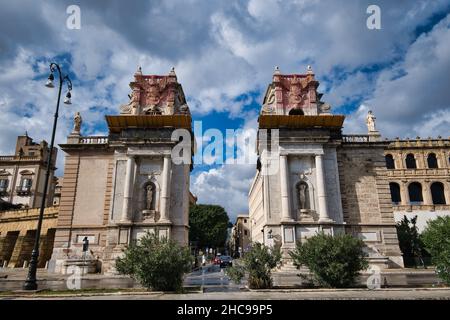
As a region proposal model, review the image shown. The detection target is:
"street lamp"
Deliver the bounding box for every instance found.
[23,62,72,290]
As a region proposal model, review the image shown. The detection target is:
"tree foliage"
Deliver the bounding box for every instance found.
[115,232,193,291]
[421,216,450,285]
[289,232,368,288]
[395,215,428,267]
[226,242,281,289]
[189,204,229,249]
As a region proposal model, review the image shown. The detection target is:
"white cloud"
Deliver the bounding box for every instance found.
[0,0,449,206]
[353,13,450,138]
[190,163,256,222]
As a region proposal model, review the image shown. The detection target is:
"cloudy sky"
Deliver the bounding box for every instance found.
[1,0,449,221]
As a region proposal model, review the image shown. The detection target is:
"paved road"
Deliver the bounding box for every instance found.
[184,264,243,292]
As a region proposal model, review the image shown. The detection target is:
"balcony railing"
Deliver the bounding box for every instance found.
[0,155,41,161]
[79,136,108,144]
[16,186,31,195]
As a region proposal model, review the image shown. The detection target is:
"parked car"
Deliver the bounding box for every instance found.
[213,255,221,265]
[219,255,233,268]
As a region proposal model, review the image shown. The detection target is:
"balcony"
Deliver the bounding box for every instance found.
[16,186,32,196]
[0,187,8,196]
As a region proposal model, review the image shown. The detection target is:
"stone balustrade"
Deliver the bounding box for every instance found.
[342,135,370,143]
[78,136,109,144]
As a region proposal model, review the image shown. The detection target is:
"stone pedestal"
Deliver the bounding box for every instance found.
[368,131,381,142]
[297,209,315,222]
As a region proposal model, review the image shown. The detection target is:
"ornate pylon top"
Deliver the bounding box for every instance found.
[261,66,330,116]
[119,68,189,116]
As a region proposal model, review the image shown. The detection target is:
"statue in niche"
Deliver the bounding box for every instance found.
[145,184,154,210]
[297,182,309,210]
[72,112,82,134]
[366,110,377,132]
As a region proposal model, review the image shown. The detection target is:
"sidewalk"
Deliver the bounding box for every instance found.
[1,287,450,300]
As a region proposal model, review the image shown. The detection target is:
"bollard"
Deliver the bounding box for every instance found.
[23,260,28,268]
[2,260,7,268]
[45,261,49,269]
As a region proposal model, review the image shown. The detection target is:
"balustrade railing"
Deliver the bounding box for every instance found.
[78,136,108,144]
[342,135,370,143]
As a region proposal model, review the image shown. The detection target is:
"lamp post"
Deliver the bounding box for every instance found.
[23,63,72,290]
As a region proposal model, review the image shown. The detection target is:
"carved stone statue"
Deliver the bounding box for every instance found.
[72,112,82,134]
[298,183,308,210]
[366,110,377,132]
[145,184,154,210]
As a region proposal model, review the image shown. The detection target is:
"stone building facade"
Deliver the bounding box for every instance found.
[49,67,195,274]
[0,207,57,268]
[384,138,450,231]
[0,134,57,208]
[248,66,404,268]
[230,214,251,258]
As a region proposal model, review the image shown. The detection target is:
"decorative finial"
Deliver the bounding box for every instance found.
[307,65,313,74]
[169,67,176,76]
[135,66,142,75]
[274,66,280,74]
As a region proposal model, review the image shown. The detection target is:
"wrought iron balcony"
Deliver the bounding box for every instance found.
[16,186,32,195]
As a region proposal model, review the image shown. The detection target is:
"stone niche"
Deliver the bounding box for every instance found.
[134,157,163,222]
[288,155,318,220]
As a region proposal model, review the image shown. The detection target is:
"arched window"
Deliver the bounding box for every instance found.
[296,182,310,210]
[408,182,423,204]
[405,154,417,169]
[389,183,401,204]
[289,108,304,115]
[427,153,438,169]
[385,154,395,169]
[431,182,446,205]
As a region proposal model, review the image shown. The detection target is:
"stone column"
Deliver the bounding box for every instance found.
[315,154,332,222]
[423,181,433,205]
[280,155,292,221]
[400,181,409,205]
[159,155,172,223]
[120,156,135,223]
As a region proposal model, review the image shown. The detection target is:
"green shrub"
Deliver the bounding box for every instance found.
[421,216,450,285]
[115,232,193,291]
[226,243,281,289]
[289,232,368,288]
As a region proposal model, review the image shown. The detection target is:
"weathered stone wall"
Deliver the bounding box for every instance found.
[384,138,450,231]
[0,206,58,268]
[338,142,403,267]
[248,172,264,243]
